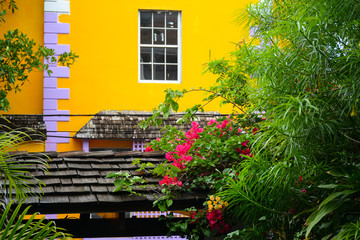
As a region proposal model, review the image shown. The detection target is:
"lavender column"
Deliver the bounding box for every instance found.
[43,0,71,151]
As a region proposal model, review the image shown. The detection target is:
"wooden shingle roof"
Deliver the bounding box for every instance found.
[15,150,206,214]
[74,110,224,140]
[0,115,46,140]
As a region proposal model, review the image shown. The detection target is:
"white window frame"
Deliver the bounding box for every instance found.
[138,10,182,84]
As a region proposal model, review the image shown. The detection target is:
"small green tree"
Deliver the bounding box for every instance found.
[0,0,77,111]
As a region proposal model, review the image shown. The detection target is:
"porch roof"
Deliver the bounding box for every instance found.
[74,110,224,140]
[15,150,206,214]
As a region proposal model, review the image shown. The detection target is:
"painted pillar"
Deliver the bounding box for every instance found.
[43,0,71,151]
[82,139,89,152]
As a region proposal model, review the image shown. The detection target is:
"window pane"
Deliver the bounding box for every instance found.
[154,65,165,80]
[141,12,152,27]
[141,29,152,44]
[166,48,177,63]
[166,30,177,45]
[140,64,152,80]
[140,47,152,63]
[166,12,177,28]
[153,29,165,45]
[154,12,165,27]
[166,65,177,81]
[153,48,165,63]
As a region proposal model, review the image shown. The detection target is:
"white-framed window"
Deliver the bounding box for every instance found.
[138,10,182,83]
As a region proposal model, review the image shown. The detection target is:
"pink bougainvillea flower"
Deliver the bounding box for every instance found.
[221,119,228,128]
[301,189,307,193]
[159,175,183,187]
[235,148,242,153]
[145,146,154,152]
[207,119,218,126]
[156,138,160,141]
[299,176,303,182]
[191,121,199,128]
[229,126,233,131]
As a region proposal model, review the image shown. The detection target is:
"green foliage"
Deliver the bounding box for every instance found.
[112,0,360,239]
[0,201,72,240]
[0,130,48,201]
[0,2,78,111]
[106,171,147,195]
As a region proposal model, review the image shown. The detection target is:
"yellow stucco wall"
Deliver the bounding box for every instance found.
[1,0,255,152]
[0,0,44,114]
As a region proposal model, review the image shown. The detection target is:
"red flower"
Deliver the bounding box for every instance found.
[252,127,259,135]
[145,146,154,152]
[299,176,303,182]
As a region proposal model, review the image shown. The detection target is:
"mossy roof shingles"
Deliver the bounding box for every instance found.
[11,150,206,214]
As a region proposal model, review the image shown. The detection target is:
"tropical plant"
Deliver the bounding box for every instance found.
[0,201,71,240]
[109,0,360,239]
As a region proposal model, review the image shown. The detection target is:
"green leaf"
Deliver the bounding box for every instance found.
[318,184,338,189]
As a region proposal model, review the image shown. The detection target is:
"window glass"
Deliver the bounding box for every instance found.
[141,12,152,27]
[141,29,152,44]
[154,65,165,80]
[140,64,152,80]
[153,29,165,45]
[153,48,165,63]
[140,47,152,63]
[166,12,177,28]
[139,11,180,82]
[166,65,177,81]
[166,30,177,45]
[154,12,165,27]
[166,48,177,63]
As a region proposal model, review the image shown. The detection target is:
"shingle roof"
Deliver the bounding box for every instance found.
[14,150,206,214]
[74,110,225,140]
[0,115,46,140]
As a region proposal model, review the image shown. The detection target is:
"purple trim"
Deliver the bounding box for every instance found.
[44,23,70,34]
[46,142,57,151]
[82,139,89,152]
[44,67,70,78]
[44,12,58,23]
[45,121,57,132]
[43,9,71,151]
[45,44,70,55]
[44,34,58,44]
[83,239,134,240]
[43,78,57,88]
[44,88,70,99]
[47,132,70,143]
[44,214,58,220]
[43,110,70,122]
[43,99,57,110]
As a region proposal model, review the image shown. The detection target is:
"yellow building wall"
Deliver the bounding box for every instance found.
[1,0,255,152]
[0,0,44,114]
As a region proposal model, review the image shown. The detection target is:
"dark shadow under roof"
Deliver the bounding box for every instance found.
[0,115,46,140]
[14,150,206,214]
[74,110,225,140]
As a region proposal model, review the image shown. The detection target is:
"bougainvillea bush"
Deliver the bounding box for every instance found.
[109,0,360,239]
